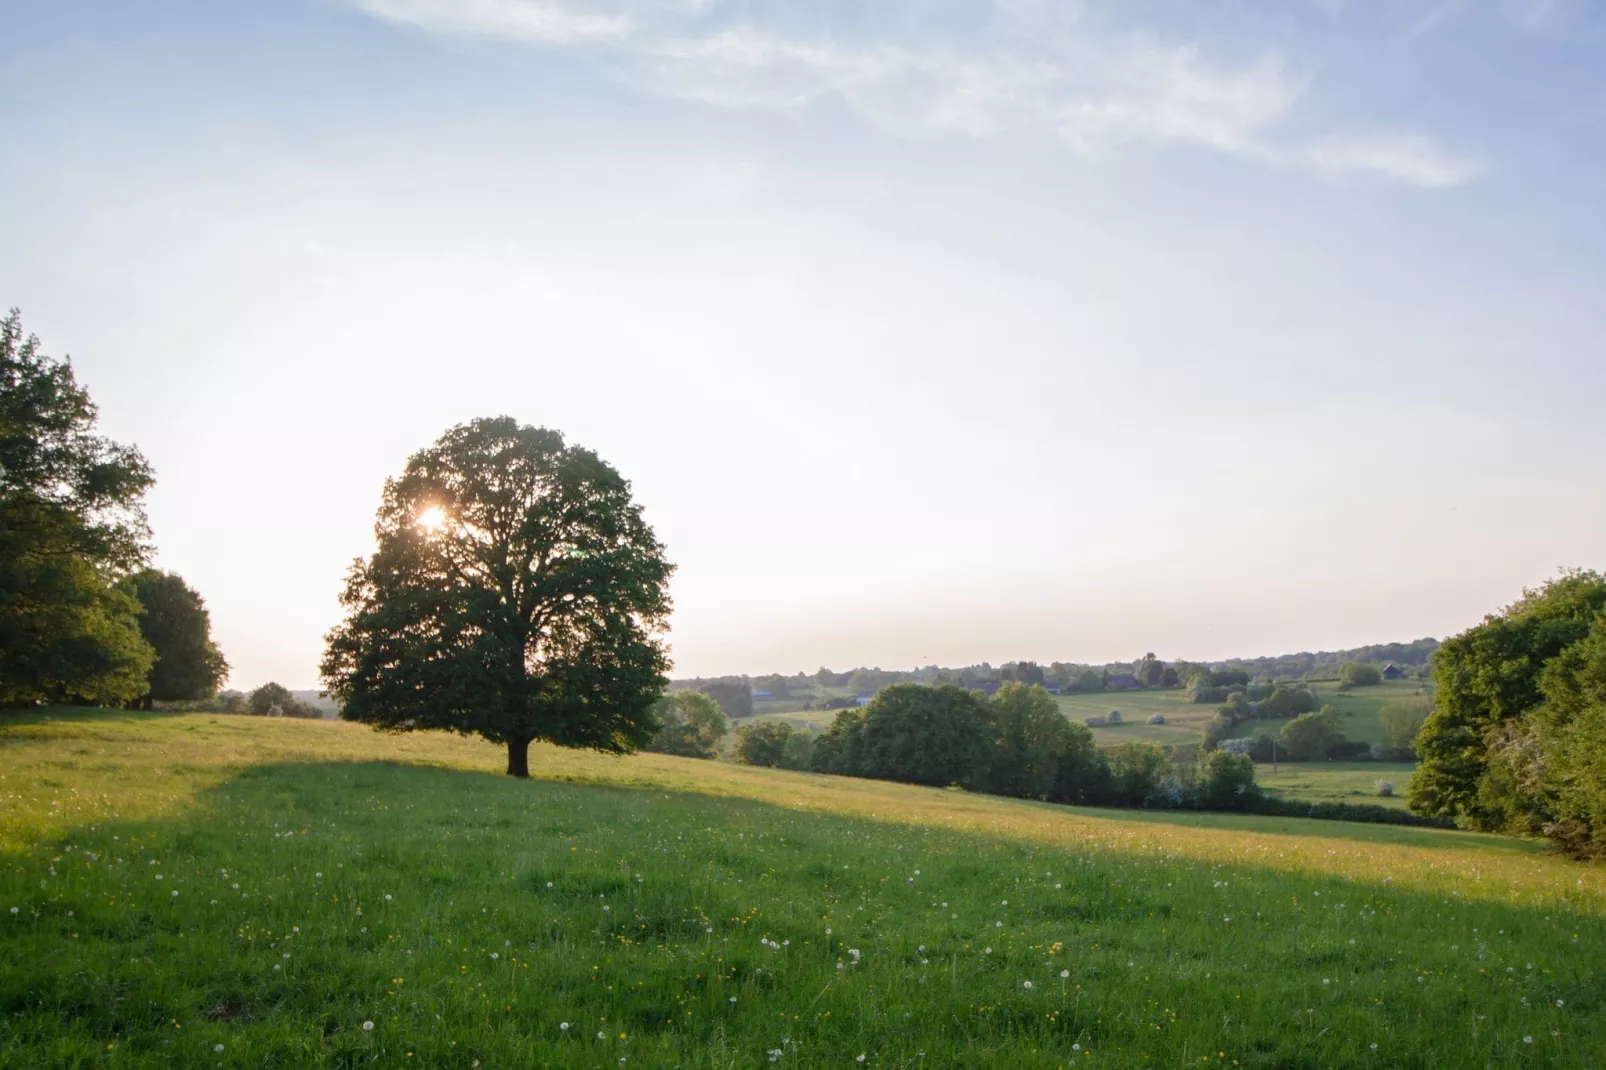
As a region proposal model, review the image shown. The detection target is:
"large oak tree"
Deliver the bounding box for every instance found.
[321,418,673,777]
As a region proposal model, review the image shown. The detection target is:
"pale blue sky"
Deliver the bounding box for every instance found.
[3,1,1603,688]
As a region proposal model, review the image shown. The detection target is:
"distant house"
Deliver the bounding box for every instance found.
[751,690,774,700]
[1380,663,1404,680]
[1105,673,1137,691]
[855,693,873,707]
[1043,685,1064,695]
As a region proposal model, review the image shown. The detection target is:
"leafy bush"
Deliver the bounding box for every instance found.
[1147,713,1166,725]
[1340,661,1383,687]
[1218,737,1257,756]
[1280,708,1344,760]
[1108,742,1170,806]
[982,683,1101,801]
[1379,699,1431,757]
[1199,750,1258,809]
[1375,780,1396,797]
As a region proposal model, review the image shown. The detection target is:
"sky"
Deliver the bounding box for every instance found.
[3,1,1604,689]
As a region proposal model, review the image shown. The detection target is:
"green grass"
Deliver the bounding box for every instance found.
[1053,689,1203,745]
[1255,762,1418,810]
[3,710,1603,1067]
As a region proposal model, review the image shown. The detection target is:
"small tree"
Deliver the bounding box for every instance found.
[322,419,673,777]
[734,720,794,767]
[127,570,229,706]
[1108,741,1170,806]
[1280,708,1344,760]
[1199,750,1258,809]
[1378,699,1431,758]
[647,691,728,759]
[1339,661,1383,687]
[247,682,295,716]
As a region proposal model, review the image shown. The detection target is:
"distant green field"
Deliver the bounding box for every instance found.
[3,710,1601,1067]
[1225,679,1433,749]
[1052,689,1202,744]
[1256,762,1418,810]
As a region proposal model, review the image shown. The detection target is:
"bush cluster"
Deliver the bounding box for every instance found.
[801,683,1262,813]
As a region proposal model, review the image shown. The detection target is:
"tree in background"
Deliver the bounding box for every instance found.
[1280,708,1344,760]
[126,570,228,707]
[699,678,754,721]
[246,681,320,718]
[0,311,156,707]
[1070,669,1105,694]
[1377,698,1431,760]
[850,683,991,787]
[647,691,727,759]
[1411,570,1606,827]
[322,419,673,777]
[1108,741,1170,806]
[1339,661,1383,687]
[734,719,795,767]
[1198,750,1258,809]
[1259,685,1318,718]
[980,682,1100,800]
[1004,661,1046,686]
[1134,653,1164,688]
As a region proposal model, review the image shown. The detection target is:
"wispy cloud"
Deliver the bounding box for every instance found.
[353,0,1479,188]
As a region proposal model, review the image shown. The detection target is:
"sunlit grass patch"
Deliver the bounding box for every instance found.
[2,710,1602,1066]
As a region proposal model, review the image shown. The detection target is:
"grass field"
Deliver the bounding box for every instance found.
[3,710,1602,1067]
[1255,762,1418,810]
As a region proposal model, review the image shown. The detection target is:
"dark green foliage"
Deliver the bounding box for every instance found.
[1133,653,1163,688]
[1339,661,1383,687]
[321,418,673,777]
[1251,796,1455,827]
[698,678,754,720]
[126,570,228,704]
[0,311,155,707]
[733,719,794,767]
[1107,741,1170,806]
[647,691,728,759]
[1410,570,1606,827]
[824,684,991,787]
[1280,708,1344,760]
[1198,750,1258,809]
[1003,660,1046,686]
[1259,685,1319,718]
[980,683,1105,803]
[1069,669,1104,694]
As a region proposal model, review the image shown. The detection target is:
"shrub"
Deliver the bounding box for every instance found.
[1218,737,1257,756]
[1189,684,1228,704]
[1107,710,1123,725]
[1199,750,1258,809]
[1147,713,1166,725]
[1375,780,1396,797]
[1281,708,1344,760]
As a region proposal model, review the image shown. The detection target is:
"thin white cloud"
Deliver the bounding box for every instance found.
[352,0,1478,189]
[1303,132,1482,187]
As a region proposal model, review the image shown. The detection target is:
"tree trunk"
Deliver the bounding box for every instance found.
[506,736,533,778]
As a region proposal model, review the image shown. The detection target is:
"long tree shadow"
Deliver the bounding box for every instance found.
[1,759,1601,1068]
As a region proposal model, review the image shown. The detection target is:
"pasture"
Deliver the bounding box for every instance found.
[3,710,1602,1067]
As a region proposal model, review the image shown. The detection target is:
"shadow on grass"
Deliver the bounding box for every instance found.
[2,759,1602,1067]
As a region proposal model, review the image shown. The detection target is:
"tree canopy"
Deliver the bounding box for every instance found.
[127,569,229,705]
[647,691,727,759]
[1410,570,1606,828]
[321,418,673,776]
[0,310,154,706]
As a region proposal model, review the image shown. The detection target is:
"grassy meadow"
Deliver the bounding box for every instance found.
[3,710,1603,1067]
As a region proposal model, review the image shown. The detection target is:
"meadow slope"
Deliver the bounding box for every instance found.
[1,711,1602,1068]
